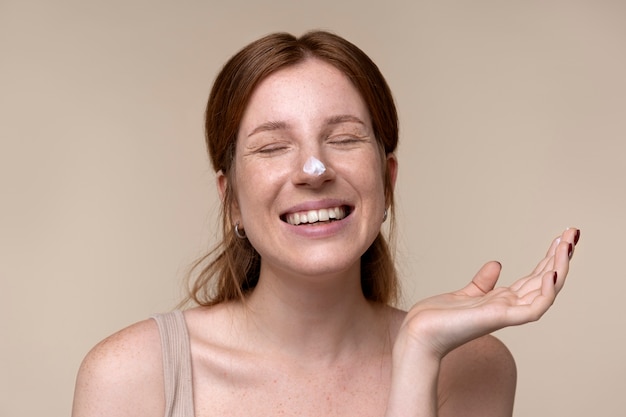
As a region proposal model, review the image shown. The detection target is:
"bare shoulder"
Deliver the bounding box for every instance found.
[438,335,517,417]
[72,319,164,417]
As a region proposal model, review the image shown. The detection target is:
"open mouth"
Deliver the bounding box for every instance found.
[281,205,352,226]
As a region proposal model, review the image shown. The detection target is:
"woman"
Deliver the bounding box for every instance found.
[72,31,580,417]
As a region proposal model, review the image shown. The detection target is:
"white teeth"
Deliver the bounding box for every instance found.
[285,206,347,225]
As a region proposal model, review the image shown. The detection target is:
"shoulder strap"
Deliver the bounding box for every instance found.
[152,310,195,417]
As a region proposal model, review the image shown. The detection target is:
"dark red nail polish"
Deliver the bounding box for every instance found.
[568,243,573,259]
[574,229,580,245]
[553,271,558,284]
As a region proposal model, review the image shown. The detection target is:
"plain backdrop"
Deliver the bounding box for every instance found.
[1,0,625,416]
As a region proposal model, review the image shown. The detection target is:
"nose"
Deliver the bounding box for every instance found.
[292,154,335,187]
[303,156,326,176]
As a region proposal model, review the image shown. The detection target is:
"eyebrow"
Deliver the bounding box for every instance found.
[247,121,289,137]
[246,114,366,138]
[325,114,366,126]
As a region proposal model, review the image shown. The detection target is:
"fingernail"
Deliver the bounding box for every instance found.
[553,271,558,285]
[574,229,581,245]
[568,243,573,259]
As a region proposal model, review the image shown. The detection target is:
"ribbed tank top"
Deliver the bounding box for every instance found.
[152,310,195,417]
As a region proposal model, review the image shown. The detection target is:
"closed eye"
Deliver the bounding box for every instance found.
[256,143,291,155]
[327,136,369,146]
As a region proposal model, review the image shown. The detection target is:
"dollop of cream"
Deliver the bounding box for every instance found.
[303,156,326,176]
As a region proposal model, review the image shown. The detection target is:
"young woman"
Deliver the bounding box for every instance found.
[72,31,580,417]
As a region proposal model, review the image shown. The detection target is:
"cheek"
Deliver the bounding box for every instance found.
[336,152,386,194]
[234,159,291,213]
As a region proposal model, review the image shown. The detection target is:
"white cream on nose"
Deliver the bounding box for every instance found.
[302,156,326,176]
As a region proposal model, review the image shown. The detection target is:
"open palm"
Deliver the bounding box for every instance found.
[398,228,579,359]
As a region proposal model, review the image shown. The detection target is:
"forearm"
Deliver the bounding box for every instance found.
[385,339,441,417]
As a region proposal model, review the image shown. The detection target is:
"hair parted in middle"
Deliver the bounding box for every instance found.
[184,30,400,307]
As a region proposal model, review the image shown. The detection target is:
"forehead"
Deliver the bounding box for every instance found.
[239,58,371,131]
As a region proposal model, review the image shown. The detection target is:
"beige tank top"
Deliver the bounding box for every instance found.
[152,310,195,417]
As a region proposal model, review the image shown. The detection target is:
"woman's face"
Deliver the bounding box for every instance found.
[222,58,396,281]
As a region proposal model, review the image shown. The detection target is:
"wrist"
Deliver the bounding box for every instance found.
[393,322,447,364]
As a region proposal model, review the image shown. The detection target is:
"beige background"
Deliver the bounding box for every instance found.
[1,0,624,415]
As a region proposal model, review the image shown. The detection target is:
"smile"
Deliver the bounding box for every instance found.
[283,206,349,226]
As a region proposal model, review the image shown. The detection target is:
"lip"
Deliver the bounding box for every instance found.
[280,199,353,217]
[282,212,352,238]
[279,199,354,238]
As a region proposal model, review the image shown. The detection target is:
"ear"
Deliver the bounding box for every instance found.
[384,153,398,207]
[216,170,228,202]
[386,153,398,189]
[216,170,241,223]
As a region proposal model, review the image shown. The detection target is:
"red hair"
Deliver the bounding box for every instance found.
[183,31,399,307]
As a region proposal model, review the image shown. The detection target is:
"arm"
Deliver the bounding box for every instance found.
[385,227,579,417]
[71,319,165,417]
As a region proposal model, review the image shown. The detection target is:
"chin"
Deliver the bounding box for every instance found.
[290,255,362,279]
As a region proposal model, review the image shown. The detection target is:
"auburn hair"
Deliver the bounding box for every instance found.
[182,30,399,307]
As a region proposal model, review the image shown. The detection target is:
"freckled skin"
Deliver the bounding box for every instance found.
[71,50,580,417]
[226,58,390,282]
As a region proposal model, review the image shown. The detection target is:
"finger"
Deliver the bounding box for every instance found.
[573,228,581,248]
[507,270,557,325]
[511,263,551,292]
[553,239,573,293]
[514,228,579,292]
[509,235,560,293]
[530,235,561,276]
[512,255,556,294]
[461,261,502,296]
[517,270,557,304]
[535,228,579,271]
[564,227,581,257]
[511,261,545,291]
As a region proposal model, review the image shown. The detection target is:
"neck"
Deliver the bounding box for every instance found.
[241,262,388,364]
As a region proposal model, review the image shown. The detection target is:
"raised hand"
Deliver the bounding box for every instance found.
[396,227,580,360]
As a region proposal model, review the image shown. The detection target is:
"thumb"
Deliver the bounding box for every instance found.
[463,261,502,295]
